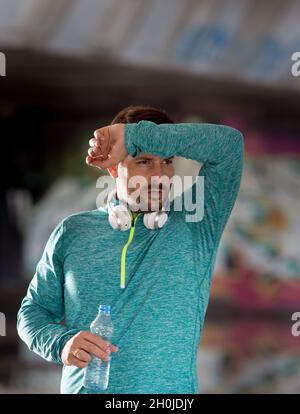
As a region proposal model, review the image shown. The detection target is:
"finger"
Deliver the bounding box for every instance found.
[69,354,89,369]
[88,146,106,158]
[85,154,113,169]
[89,138,98,147]
[80,340,111,361]
[86,155,95,166]
[94,129,111,158]
[89,155,112,169]
[88,147,101,158]
[94,129,106,140]
[85,155,92,165]
[90,142,110,160]
[85,155,104,168]
[72,348,92,363]
[81,331,111,351]
[107,343,118,352]
[81,331,118,353]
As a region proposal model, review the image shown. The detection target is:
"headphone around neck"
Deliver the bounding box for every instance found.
[107,188,169,231]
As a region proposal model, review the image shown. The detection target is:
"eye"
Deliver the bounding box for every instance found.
[163,158,173,164]
[137,159,150,165]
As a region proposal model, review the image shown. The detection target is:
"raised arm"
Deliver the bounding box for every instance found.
[87,120,244,244]
[124,121,244,242]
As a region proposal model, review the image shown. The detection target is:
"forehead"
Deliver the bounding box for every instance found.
[131,153,174,160]
[135,153,161,159]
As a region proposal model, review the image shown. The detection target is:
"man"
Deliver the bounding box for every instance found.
[17,105,244,394]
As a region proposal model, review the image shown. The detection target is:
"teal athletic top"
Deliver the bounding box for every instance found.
[17,121,244,394]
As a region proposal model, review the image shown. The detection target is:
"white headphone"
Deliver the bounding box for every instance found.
[107,188,169,231]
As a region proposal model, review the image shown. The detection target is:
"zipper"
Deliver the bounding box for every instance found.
[120,211,140,289]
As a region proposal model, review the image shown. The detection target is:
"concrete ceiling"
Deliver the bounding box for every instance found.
[1,0,300,90]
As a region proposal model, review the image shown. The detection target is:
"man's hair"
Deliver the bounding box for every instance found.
[110,105,174,125]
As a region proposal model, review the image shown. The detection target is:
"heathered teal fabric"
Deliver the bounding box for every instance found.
[17,121,244,394]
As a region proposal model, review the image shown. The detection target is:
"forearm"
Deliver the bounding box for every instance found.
[17,297,79,364]
[124,121,243,167]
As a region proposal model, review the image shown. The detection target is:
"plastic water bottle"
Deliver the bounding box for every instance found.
[83,304,114,391]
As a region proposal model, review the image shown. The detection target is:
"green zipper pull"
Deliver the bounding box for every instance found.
[120,211,140,289]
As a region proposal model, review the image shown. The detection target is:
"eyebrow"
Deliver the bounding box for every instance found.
[135,156,174,161]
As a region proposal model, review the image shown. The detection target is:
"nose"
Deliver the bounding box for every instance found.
[151,162,164,179]
[147,161,172,190]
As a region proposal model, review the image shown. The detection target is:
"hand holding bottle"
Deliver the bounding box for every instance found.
[61,330,118,369]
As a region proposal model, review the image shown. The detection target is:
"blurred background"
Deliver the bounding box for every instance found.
[1,0,300,394]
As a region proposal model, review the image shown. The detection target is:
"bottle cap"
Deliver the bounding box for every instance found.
[98,304,111,314]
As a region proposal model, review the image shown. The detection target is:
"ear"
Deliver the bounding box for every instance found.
[107,165,118,178]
